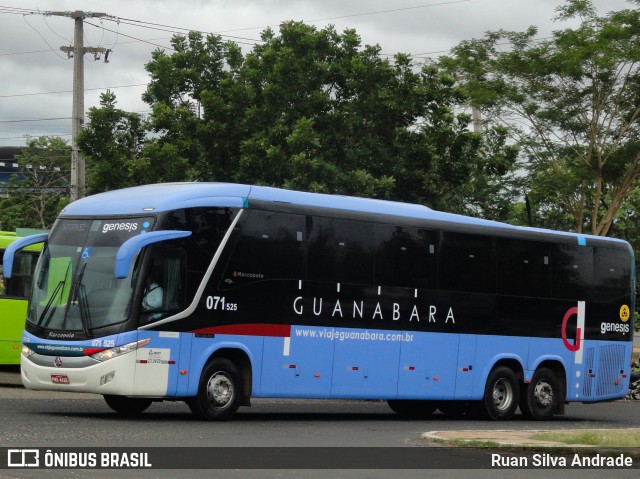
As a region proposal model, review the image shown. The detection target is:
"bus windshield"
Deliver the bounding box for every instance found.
[28,217,155,335]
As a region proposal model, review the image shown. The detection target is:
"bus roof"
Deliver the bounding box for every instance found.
[59,182,626,246]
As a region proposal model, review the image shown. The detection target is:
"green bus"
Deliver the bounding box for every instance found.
[0,229,44,365]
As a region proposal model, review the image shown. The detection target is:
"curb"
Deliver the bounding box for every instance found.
[422,428,640,450]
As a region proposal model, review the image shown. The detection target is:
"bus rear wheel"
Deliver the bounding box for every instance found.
[188,358,242,421]
[519,367,559,420]
[387,400,437,417]
[480,366,519,420]
[103,395,153,416]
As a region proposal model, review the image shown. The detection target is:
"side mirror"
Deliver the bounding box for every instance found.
[115,230,192,279]
[2,233,48,278]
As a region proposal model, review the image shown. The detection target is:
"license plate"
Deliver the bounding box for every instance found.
[51,374,69,384]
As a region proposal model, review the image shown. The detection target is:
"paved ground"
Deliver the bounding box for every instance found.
[3,367,637,451]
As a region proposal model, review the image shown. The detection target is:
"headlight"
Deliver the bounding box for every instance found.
[21,344,35,358]
[90,338,150,362]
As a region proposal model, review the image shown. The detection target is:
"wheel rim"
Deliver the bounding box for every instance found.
[492,378,514,411]
[533,380,554,408]
[206,371,234,408]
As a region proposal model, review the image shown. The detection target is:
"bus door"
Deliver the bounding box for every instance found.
[454,333,477,399]
[134,330,183,397]
[134,252,187,397]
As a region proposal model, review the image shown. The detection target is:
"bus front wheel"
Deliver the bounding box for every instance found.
[188,358,242,421]
[480,366,519,420]
[103,395,152,416]
[519,367,559,420]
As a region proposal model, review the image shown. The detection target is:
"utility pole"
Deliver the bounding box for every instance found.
[49,10,108,200]
[472,106,482,134]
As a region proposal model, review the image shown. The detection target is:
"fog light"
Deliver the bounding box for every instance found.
[100,371,115,386]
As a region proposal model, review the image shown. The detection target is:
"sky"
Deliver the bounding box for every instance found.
[0,0,634,147]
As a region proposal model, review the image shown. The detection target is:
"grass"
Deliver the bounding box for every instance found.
[531,430,640,447]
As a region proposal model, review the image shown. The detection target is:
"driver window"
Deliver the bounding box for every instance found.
[140,253,185,323]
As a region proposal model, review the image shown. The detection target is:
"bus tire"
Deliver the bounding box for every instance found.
[519,367,559,420]
[103,395,152,416]
[188,358,242,421]
[387,400,437,417]
[480,366,519,421]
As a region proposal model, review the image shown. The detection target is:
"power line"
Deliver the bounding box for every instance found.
[304,0,472,23]
[1,36,168,56]
[0,134,71,140]
[0,5,37,15]
[206,0,473,34]
[106,17,261,44]
[0,117,72,124]
[22,12,69,60]
[0,48,55,56]
[103,1,471,45]
[84,21,175,51]
[0,83,148,99]
[4,2,476,63]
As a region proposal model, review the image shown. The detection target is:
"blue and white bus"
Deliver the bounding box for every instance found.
[2,183,635,420]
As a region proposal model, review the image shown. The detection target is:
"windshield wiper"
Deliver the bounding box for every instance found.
[73,262,92,336]
[39,279,66,329]
[39,260,72,330]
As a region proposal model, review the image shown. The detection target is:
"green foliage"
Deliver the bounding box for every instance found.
[444,0,640,234]
[0,136,70,229]
[121,21,514,215]
[78,91,147,193]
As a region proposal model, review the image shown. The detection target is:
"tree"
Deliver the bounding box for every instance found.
[0,136,70,229]
[443,0,640,234]
[78,91,147,194]
[78,23,516,216]
[136,22,516,215]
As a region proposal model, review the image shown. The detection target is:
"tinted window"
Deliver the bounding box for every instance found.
[439,232,495,294]
[139,251,186,324]
[497,238,551,298]
[0,250,39,299]
[159,207,238,299]
[593,247,631,303]
[375,224,436,288]
[159,208,237,270]
[308,216,374,284]
[552,245,594,300]
[223,210,305,286]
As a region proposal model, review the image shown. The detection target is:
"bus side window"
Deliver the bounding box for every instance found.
[593,247,630,303]
[140,252,185,323]
[307,216,374,285]
[438,231,495,294]
[1,250,38,299]
[222,210,305,287]
[374,224,436,288]
[552,244,594,300]
[496,238,551,298]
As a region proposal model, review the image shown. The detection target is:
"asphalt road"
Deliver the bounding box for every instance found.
[0,368,639,479]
